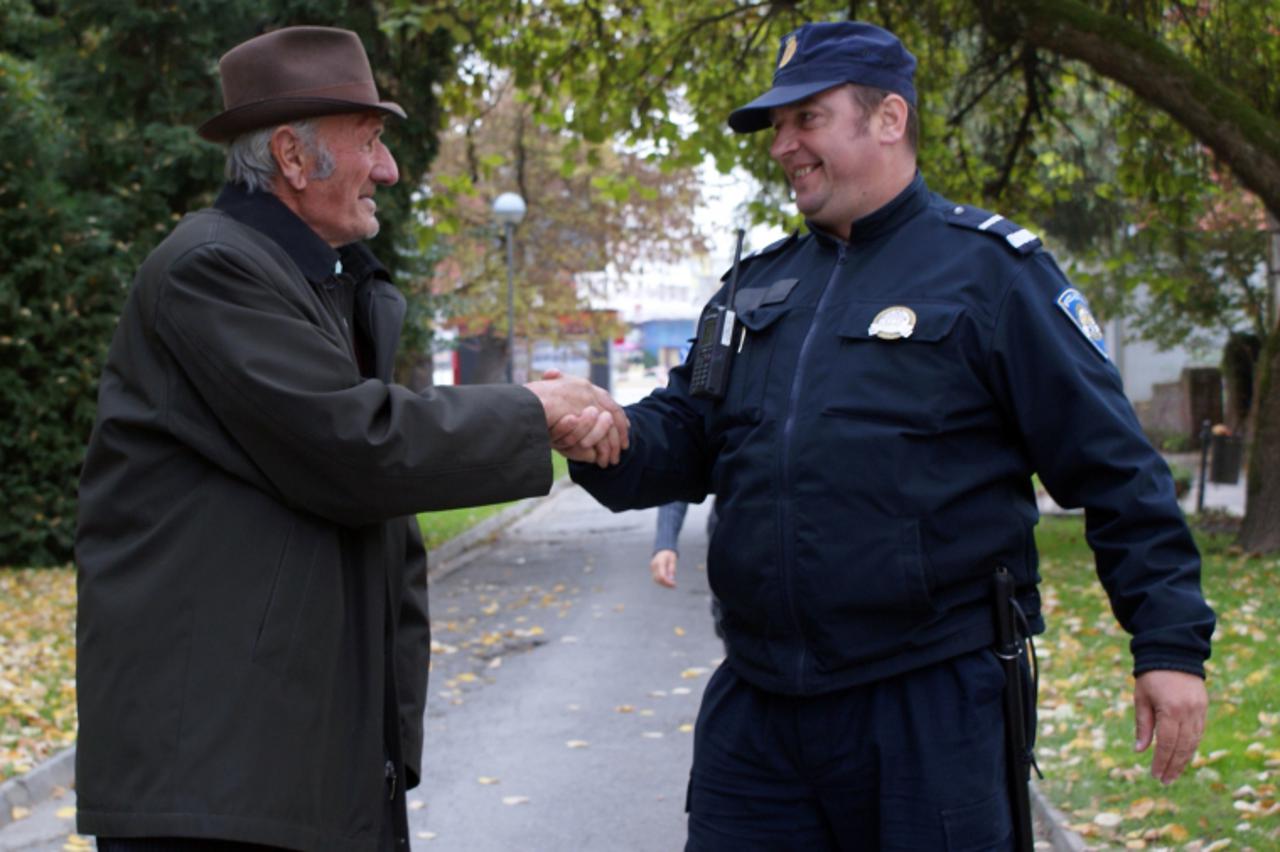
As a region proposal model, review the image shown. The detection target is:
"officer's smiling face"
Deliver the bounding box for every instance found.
[768,85,885,239]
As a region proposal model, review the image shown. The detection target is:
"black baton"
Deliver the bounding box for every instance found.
[994,566,1036,852]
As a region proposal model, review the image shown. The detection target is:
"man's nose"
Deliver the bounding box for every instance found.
[769,126,796,161]
[372,141,399,186]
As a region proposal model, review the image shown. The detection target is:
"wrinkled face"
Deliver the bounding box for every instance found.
[768,85,881,239]
[295,112,399,246]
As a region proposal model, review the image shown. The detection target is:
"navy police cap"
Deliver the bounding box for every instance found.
[728,21,917,134]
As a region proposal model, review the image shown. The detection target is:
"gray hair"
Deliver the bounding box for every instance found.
[224,118,335,193]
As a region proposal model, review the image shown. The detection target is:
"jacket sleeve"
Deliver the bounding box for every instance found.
[151,242,551,526]
[987,251,1215,677]
[653,501,690,554]
[570,361,715,511]
[397,516,430,790]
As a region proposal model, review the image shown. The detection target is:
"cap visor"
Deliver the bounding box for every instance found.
[728,80,846,133]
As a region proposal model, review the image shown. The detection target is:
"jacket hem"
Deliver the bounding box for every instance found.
[727,618,997,697]
[77,809,378,852]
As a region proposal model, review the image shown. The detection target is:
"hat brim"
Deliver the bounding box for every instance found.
[728,80,845,133]
[198,97,407,143]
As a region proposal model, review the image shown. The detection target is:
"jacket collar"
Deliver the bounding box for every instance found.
[810,170,930,248]
[214,182,341,282]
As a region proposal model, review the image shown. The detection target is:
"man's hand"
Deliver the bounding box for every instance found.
[524,370,629,468]
[649,549,678,588]
[1134,669,1208,784]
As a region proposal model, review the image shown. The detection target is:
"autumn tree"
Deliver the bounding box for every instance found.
[391,0,1280,551]
[408,71,707,382]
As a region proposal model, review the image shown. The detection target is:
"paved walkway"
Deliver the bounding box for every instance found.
[0,456,1248,850]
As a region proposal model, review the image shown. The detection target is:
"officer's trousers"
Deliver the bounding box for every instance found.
[685,649,1013,851]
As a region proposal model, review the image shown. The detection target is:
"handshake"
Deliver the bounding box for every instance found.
[524,370,629,468]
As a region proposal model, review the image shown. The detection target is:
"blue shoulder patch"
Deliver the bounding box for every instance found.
[1055,288,1108,360]
[943,204,1041,256]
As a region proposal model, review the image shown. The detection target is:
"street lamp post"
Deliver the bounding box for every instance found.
[492,192,527,383]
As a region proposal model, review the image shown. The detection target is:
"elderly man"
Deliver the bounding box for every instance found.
[76,26,622,852]
[569,21,1214,851]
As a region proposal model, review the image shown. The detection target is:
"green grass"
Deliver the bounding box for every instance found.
[1034,515,1280,849]
[417,453,568,550]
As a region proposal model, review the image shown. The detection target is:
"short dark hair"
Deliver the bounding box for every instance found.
[848,84,918,152]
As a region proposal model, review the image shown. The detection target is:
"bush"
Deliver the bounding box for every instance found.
[0,3,452,565]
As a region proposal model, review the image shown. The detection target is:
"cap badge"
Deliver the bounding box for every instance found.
[778,35,798,69]
[868,306,916,340]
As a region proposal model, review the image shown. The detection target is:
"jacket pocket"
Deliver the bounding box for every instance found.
[941,792,1013,851]
[252,521,320,675]
[812,517,936,617]
[721,302,789,423]
[822,301,968,429]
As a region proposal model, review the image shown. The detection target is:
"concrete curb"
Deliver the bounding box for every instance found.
[0,746,75,827]
[426,476,576,583]
[1031,779,1088,851]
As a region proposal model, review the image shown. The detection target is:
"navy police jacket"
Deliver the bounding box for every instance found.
[572,174,1214,696]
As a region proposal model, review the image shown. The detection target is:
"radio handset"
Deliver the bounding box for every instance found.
[689,228,746,400]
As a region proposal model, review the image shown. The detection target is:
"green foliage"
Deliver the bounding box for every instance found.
[416,453,568,550]
[1034,516,1280,847]
[0,1,452,565]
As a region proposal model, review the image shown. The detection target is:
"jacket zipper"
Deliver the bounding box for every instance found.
[777,241,848,694]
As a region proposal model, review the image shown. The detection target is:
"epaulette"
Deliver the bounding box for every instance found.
[943,204,1041,256]
[720,231,798,281]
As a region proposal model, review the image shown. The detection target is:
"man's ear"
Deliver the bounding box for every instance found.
[271,125,308,191]
[877,94,909,144]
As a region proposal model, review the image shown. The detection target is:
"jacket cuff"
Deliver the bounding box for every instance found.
[1132,658,1206,680]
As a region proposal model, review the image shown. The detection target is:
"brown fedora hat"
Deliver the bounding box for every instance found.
[198,26,406,142]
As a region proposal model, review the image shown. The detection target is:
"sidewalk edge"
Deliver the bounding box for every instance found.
[0,746,75,827]
[426,476,575,583]
[1031,779,1088,851]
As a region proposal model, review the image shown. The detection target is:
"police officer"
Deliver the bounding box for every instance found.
[564,20,1214,851]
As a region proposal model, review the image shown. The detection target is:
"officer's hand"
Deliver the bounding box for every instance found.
[1134,670,1208,784]
[649,549,678,588]
[528,370,629,467]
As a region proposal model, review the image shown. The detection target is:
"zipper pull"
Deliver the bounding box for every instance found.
[385,759,397,801]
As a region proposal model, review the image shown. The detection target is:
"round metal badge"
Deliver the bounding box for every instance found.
[868,306,917,340]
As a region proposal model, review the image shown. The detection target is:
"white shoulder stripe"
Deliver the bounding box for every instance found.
[1006,228,1038,248]
[977,214,1004,231]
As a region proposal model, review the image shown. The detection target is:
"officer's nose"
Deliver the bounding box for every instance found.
[769,126,797,162]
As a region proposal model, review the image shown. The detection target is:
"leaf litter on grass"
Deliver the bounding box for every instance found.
[0,566,77,782]
[1034,517,1279,849]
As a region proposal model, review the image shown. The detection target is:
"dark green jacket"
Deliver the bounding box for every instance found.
[75,186,551,851]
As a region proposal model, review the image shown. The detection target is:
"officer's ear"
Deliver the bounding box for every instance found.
[876,94,910,146]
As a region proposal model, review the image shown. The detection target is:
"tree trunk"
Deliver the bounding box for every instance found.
[1238,325,1280,552]
[455,334,511,385]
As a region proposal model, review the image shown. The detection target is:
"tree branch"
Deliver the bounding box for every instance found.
[993,0,1280,219]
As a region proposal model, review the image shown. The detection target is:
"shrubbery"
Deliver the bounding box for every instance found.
[1,2,451,565]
